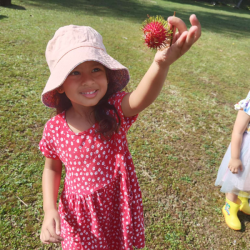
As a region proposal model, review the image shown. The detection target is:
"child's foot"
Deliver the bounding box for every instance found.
[222,198,241,230]
[239,196,250,215]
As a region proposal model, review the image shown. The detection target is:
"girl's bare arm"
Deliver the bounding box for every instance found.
[231,110,250,160]
[121,14,201,117]
[40,158,64,244]
[42,158,62,211]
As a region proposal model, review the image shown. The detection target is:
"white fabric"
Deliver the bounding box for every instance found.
[215,132,250,197]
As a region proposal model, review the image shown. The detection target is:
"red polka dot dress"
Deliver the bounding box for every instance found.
[39,92,145,250]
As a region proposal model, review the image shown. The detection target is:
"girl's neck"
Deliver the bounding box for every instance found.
[68,103,94,119]
[65,104,95,134]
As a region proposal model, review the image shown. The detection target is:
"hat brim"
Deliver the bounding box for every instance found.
[42,46,129,108]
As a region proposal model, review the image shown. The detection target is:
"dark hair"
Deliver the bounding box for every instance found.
[54,68,121,139]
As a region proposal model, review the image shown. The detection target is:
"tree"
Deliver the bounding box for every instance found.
[0,0,11,6]
[236,0,244,8]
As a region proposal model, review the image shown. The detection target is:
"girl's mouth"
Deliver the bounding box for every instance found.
[81,90,98,98]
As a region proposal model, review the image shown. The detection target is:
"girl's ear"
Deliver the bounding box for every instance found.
[57,85,65,94]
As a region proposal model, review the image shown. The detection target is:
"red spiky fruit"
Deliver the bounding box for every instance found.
[142,15,172,50]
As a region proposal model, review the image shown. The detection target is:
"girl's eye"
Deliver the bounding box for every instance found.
[70,71,80,76]
[92,68,101,73]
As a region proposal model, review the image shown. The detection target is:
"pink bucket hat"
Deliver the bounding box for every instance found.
[42,25,130,108]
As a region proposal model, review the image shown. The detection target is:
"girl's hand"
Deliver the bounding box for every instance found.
[154,14,201,67]
[228,158,243,174]
[40,209,64,244]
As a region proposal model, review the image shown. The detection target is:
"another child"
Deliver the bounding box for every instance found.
[39,15,201,249]
[215,92,250,230]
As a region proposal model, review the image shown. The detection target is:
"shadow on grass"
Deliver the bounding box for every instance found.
[164,0,250,14]
[0,15,8,20]
[5,4,26,10]
[239,211,250,232]
[24,0,250,37]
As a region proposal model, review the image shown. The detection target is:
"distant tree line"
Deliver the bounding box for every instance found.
[196,0,249,8]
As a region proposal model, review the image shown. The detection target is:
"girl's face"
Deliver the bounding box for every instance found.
[60,61,108,108]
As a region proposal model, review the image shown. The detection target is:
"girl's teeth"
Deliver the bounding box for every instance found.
[84,91,96,94]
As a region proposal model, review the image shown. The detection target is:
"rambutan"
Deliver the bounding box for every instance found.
[142,15,172,50]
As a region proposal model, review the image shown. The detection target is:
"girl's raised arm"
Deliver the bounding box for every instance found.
[121,14,201,117]
[40,158,64,244]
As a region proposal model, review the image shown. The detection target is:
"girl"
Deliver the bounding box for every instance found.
[215,92,250,230]
[39,15,201,249]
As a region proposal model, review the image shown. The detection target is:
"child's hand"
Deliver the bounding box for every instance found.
[228,158,243,174]
[154,14,201,67]
[40,209,64,244]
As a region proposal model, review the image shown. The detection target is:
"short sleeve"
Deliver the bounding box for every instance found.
[39,120,60,160]
[234,91,250,115]
[108,91,138,133]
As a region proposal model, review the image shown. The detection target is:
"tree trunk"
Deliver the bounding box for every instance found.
[0,0,11,6]
[236,0,244,8]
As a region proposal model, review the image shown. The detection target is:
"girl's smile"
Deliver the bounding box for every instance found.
[80,89,98,98]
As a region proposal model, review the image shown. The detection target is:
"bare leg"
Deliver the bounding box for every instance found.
[226,193,241,204]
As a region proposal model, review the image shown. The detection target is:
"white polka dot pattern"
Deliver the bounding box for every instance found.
[39,92,145,249]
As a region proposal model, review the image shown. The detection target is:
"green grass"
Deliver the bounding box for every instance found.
[1,0,250,249]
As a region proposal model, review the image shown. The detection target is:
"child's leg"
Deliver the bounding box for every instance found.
[222,192,241,230]
[226,193,241,204]
[238,191,250,215]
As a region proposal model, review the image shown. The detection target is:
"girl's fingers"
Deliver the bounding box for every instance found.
[171,26,176,45]
[55,218,64,239]
[175,31,188,49]
[179,26,197,53]
[47,225,64,241]
[189,14,201,42]
[228,165,235,174]
[41,230,62,244]
[169,31,188,55]
[46,237,62,243]
[44,238,62,244]
[230,168,236,174]
[168,14,201,55]
[185,26,198,45]
[189,14,200,26]
[168,22,173,31]
[41,230,51,243]
[172,31,180,44]
[168,16,187,35]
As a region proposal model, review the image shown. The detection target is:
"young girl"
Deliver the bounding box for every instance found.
[39,15,201,249]
[215,92,250,230]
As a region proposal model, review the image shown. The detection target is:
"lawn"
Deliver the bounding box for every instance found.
[1,0,250,249]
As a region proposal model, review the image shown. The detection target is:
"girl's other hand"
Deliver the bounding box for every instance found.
[228,158,243,174]
[154,14,201,67]
[40,209,64,244]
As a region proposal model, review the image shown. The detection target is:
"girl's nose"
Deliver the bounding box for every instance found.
[81,73,94,85]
